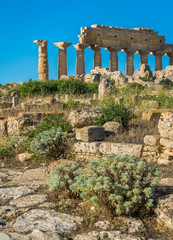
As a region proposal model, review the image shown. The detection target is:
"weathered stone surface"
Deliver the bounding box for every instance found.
[84,73,100,83]
[142,110,161,122]
[115,217,144,234]
[159,178,173,186]
[160,138,173,148]
[76,126,105,142]
[74,230,141,240]
[13,209,83,234]
[10,168,46,186]
[133,64,153,78]
[0,186,35,201]
[68,108,101,128]
[17,153,32,162]
[99,142,143,158]
[156,194,173,230]
[158,112,173,139]
[98,78,112,100]
[0,230,63,240]
[103,121,122,136]
[111,71,127,85]
[74,142,100,154]
[143,100,160,109]
[144,135,160,146]
[10,194,47,208]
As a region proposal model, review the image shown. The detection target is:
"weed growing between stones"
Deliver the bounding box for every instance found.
[94,98,135,130]
[48,154,160,217]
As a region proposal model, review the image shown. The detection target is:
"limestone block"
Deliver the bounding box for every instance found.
[99,142,143,158]
[133,64,152,78]
[68,108,101,128]
[141,110,161,122]
[143,100,160,109]
[158,112,173,139]
[17,153,33,162]
[98,78,112,100]
[74,142,100,154]
[0,119,7,137]
[7,117,31,135]
[84,73,100,83]
[110,71,127,85]
[103,121,122,136]
[160,138,173,148]
[144,135,160,146]
[76,126,105,142]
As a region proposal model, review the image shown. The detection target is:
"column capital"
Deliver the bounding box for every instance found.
[33,40,47,47]
[54,42,72,50]
[166,52,173,57]
[122,48,137,54]
[105,46,121,52]
[136,50,150,55]
[89,44,101,52]
[151,51,165,57]
[73,43,89,50]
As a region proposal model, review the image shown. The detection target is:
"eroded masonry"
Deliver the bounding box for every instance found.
[34,24,173,80]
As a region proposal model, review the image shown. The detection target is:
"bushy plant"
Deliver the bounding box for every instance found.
[48,154,160,216]
[30,127,67,158]
[18,79,99,97]
[0,143,14,159]
[139,76,153,82]
[94,99,135,129]
[7,134,29,154]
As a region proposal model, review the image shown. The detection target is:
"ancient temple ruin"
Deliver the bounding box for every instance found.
[34,24,173,80]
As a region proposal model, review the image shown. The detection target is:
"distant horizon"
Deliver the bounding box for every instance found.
[0,0,172,84]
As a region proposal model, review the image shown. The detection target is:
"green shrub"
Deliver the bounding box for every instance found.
[7,134,29,154]
[139,76,153,82]
[18,79,99,97]
[94,99,135,129]
[34,115,72,134]
[0,143,14,159]
[30,127,67,158]
[48,154,160,216]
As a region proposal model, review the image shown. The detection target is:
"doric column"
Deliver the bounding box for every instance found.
[90,45,102,68]
[33,40,49,81]
[151,51,164,71]
[105,47,121,71]
[167,52,173,66]
[122,49,136,75]
[73,43,89,75]
[54,42,72,79]
[137,50,150,65]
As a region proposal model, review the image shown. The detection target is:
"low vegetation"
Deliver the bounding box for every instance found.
[18,79,99,97]
[48,154,160,217]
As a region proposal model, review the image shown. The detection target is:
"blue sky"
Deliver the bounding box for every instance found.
[0,0,173,84]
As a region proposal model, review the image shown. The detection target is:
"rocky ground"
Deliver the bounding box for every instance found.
[0,163,173,240]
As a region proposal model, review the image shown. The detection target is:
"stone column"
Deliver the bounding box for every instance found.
[137,50,150,65]
[54,42,72,79]
[33,40,49,81]
[123,49,136,75]
[151,51,164,71]
[105,47,121,71]
[73,43,89,75]
[167,53,173,66]
[90,45,102,68]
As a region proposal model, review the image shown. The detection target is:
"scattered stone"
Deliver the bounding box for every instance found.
[156,194,173,230]
[68,108,101,128]
[17,153,33,162]
[0,186,36,201]
[76,126,105,142]
[94,220,111,230]
[133,63,153,78]
[84,73,100,83]
[13,209,83,234]
[158,112,173,139]
[115,216,144,234]
[103,121,122,136]
[98,78,112,100]
[10,194,47,208]
[159,178,173,186]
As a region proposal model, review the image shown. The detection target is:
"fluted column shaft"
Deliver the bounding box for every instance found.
[123,49,136,75]
[105,47,121,72]
[74,44,88,75]
[33,40,49,81]
[54,42,72,79]
[90,45,102,68]
[151,51,164,71]
[137,50,150,65]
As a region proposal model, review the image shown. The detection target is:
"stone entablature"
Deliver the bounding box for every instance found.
[79,24,166,51]
[33,25,173,79]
